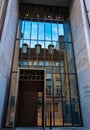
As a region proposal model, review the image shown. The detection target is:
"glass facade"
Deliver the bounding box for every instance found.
[5,4,82,127]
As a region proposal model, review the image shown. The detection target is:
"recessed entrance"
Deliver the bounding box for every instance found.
[15,69,44,127]
[5,4,82,127]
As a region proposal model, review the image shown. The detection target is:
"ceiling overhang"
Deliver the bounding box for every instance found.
[20,0,69,7]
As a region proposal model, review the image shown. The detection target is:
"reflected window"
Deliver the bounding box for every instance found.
[39,22,44,40]
[46,86,51,95]
[45,23,51,40]
[56,86,61,95]
[31,22,38,39]
[45,62,49,66]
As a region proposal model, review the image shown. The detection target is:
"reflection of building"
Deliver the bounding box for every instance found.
[19,47,63,62]
[56,36,65,51]
[8,37,80,127]
[0,0,90,130]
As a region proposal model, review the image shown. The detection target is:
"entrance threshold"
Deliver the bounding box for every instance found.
[15,127,84,130]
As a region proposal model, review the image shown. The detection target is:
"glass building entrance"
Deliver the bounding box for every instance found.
[15,69,44,127]
[5,4,82,128]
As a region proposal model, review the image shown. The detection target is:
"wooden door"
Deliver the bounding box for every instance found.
[15,69,45,127]
[15,81,44,127]
[17,90,38,126]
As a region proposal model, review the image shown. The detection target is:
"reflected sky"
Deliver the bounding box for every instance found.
[20,21,64,48]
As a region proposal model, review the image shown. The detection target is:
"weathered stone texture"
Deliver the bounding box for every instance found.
[70,0,90,129]
[0,0,18,128]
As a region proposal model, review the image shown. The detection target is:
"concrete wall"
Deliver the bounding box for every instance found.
[70,0,90,129]
[0,0,18,128]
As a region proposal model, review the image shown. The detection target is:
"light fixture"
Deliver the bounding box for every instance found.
[35,44,41,54]
[48,44,54,54]
[22,43,28,53]
[26,13,29,17]
[37,14,39,18]
[58,16,61,19]
[48,15,51,18]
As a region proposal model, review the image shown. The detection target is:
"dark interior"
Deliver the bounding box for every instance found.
[15,71,44,127]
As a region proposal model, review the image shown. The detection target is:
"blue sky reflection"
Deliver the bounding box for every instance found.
[20,21,64,48]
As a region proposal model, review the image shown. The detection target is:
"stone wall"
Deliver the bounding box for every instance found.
[70,0,90,129]
[0,0,18,128]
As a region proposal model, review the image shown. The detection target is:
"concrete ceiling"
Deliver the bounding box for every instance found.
[20,0,69,7]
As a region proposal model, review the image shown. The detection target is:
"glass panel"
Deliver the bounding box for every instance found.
[46,103,52,126]
[55,35,68,73]
[52,67,61,73]
[38,41,44,66]
[61,74,72,126]
[53,73,63,126]
[21,20,25,38]
[46,74,52,96]
[64,22,72,42]
[19,40,30,67]
[52,23,58,41]
[53,74,61,96]
[44,61,50,66]
[63,100,72,126]
[45,41,52,66]
[66,43,75,73]
[19,61,29,68]
[62,46,68,73]
[46,67,53,73]
[58,24,64,36]
[69,75,81,126]
[30,40,37,65]
[24,21,31,39]
[37,92,42,126]
[54,102,63,126]
[38,22,44,40]
[31,22,38,39]
[46,73,53,126]
[19,39,30,49]
[19,39,23,48]
[45,23,51,40]
[52,42,60,67]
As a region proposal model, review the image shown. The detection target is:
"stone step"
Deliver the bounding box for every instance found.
[1,127,87,130]
[15,127,85,130]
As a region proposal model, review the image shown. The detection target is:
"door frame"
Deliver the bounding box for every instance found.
[13,68,46,129]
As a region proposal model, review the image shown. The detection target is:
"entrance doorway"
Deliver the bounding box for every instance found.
[15,69,44,127]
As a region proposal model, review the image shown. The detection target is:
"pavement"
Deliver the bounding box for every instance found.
[15,127,89,130]
[2,127,89,130]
